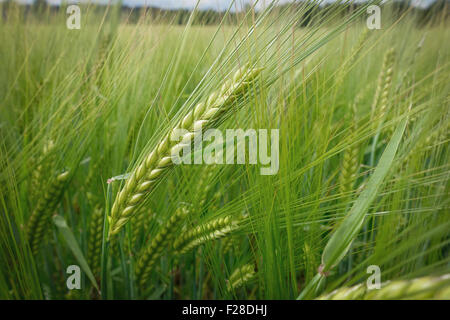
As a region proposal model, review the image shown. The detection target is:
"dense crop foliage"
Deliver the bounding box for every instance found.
[0,1,448,299]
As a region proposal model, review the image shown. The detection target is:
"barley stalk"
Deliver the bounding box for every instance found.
[227,263,256,292]
[135,206,189,287]
[27,171,70,255]
[317,274,450,300]
[173,215,239,254]
[108,66,262,237]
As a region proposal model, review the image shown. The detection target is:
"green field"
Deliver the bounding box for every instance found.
[0,2,449,300]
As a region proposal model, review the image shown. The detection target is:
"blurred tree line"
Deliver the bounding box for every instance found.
[1,0,448,27]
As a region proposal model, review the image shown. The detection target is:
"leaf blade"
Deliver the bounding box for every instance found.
[52,215,99,291]
[321,117,408,272]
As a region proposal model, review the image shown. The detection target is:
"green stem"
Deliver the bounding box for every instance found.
[100,183,112,299]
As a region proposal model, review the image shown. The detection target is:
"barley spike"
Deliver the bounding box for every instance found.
[135,206,189,287]
[227,263,256,292]
[27,171,70,255]
[317,274,450,300]
[173,215,239,254]
[87,207,104,277]
[371,48,395,121]
[108,66,261,237]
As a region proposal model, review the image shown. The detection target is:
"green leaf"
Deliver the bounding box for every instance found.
[321,117,408,272]
[297,274,324,300]
[52,215,99,291]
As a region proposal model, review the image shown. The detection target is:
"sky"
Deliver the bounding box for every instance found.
[11,0,439,10]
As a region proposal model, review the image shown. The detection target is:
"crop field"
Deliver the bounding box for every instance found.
[0,1,449,300]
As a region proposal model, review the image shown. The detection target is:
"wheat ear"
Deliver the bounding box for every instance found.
[108,66,261,237]
[87,207,104,276]
[135,206,189,287]
[227,263,256,291]
[317,274,450,300]
[27,171,69,255]
[173,216,239,255]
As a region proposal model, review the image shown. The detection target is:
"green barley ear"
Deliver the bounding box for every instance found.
[135,205,189,287]
[338,138,359,198]
[377,53,395,122]
[346,29,369,67]
[227,263,256,292]
[339,95,362,199]
[27,171,70,255]
[195,166,217,210]
[371,48,395,121]
[222,235,240,255]
[173,215,240,255]
[131,207,153,250]
[30,140,56,200]
[108,65,262,237]
[317,274,450,300]
[87,206,104,277]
